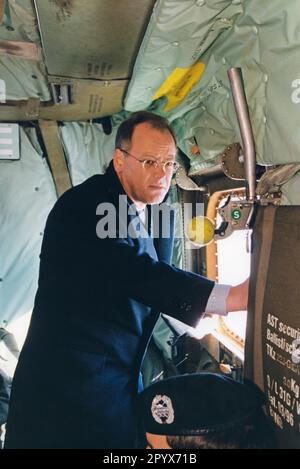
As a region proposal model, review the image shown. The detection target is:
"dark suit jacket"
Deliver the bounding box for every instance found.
[5,162,214,449]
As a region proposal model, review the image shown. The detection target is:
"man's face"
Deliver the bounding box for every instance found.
[113,122,177,208]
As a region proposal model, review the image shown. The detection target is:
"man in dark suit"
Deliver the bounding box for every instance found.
[5,111,248,448]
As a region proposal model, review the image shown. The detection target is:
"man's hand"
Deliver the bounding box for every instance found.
[226,278,249,312]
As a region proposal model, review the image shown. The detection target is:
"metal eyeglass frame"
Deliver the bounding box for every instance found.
[118,148,179,173]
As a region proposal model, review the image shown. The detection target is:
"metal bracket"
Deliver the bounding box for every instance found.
[256,163,300,197]
[50,83,73,105]
[215,196,254,240]
[220,142,245,180]
[175,166,207,192]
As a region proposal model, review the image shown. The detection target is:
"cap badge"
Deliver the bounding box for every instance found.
[151,394,174,425]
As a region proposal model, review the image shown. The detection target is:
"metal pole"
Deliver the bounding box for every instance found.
[227,68,256,201]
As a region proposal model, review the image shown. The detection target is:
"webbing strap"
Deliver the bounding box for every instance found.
[38,120,72,197]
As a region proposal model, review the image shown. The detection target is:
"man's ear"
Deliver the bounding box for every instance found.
[113,148,124,174]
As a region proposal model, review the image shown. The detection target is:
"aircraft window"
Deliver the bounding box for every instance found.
[217,228,250,342]
[202,190,250,359]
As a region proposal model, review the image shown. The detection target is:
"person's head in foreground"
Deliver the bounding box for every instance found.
[139,372,277,449]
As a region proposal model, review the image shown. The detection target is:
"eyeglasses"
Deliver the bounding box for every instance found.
[119,148,179,173]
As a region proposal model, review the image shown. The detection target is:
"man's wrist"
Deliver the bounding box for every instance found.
[226,279,249,312]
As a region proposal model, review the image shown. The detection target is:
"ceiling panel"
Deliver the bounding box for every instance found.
[34,0,156,80]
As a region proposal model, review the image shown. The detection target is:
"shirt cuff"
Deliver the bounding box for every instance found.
[204,283,231,316]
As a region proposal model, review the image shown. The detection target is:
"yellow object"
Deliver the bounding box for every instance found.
[152,62,206,111]
[186,216,215,246]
